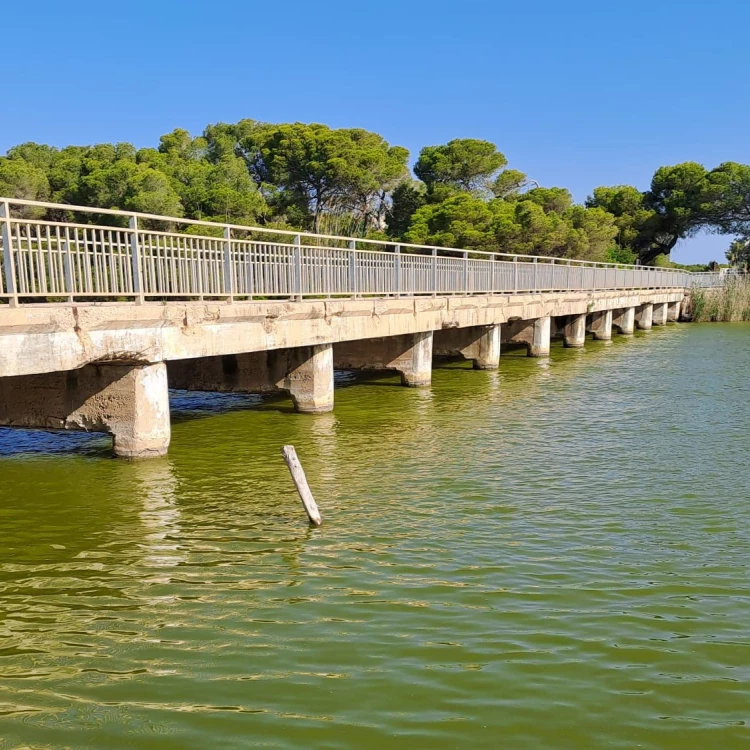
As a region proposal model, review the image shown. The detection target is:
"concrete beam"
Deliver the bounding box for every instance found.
[503,317,551,357]
[0,362,170,458]
[334,332,433,386]
[589,309,613,341]
[653,302,669,326]
[0,290,688,379]
[612,307,635,335]
[635,303,653,330]
[561,313,586,348]
[433,325,501,369]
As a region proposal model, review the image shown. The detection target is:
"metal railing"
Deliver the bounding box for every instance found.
[0,197,723,306]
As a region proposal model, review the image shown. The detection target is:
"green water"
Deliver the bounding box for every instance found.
[1,324,749,749]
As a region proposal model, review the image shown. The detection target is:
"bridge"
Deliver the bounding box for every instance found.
[0,198,720,457]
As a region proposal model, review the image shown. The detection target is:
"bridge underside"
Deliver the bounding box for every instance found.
[0,291,685,457]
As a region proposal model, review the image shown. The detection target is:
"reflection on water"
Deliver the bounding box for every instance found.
[0,325,749,750]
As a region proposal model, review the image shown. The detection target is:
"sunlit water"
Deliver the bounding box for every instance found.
[0,324,749,749]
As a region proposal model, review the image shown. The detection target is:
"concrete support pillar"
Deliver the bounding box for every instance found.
[562,313,587,348]
[167,346,334,413]
[589,309,613,341]
[667,300,681,322]
[334,331,434,387]
[612,307,635,335]
[635,303,653,330]
[433,324,501,369]
[280,344,334,413]
[652,302,668,326]
[0,362,171,458]
[503,317,551,357]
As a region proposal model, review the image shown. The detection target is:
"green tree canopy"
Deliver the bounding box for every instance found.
[414,139,507,195]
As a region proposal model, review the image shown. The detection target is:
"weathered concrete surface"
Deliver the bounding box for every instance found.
[503,316,551,357]
[0,362,170,457]
[167,345,334,413]
[667,300,681,322]
[612,307,635,335]
[589,309,613,341]
[334,332,433,386]
[636,303,654,331]
[561,313,587,348]
[653,302,669,326]
[433,325,501,369]
[0,291,686,378]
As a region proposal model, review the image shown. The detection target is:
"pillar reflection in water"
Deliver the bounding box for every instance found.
[133,457,184,576]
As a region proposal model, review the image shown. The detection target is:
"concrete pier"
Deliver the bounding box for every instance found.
[652,302,669,326]
[612,307,635,335]
[636,303,654,330]
[433,325,501,369]
[0,362,171,457]
[589,310,613,341]
[562,314,587,348]
[504,317,551,357]
[667,300,681,322]
[168,345,334,413]
[334,331,434,386]
[281,345,334,413]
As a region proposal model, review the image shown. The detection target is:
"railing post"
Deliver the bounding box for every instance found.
[533,256,538,293]
[394,244,401,297]
[223,226,234,302]
[129,215,144,305]
[431,248,437,296]
[463,251,469,294]
[62,231,74,302]
[550,258,555,291]
[514,256,518,293]
[348,239,357,298]
[293,234,302,300]
[491,254,496,293]
[567,259,572,291]
[0,200,18,307]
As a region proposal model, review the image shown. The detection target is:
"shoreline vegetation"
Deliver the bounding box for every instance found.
[691,276,750,321]
[2,120,750,270]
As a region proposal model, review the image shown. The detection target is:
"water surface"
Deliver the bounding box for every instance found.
[1,324,749,749]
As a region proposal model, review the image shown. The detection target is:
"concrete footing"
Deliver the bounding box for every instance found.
[562,314,587,348]
[334,331,434,386]
[635,303,654,330]
[589,309,613,341]
[0,362,171,457]
[612,307,635,335]
[652,302,669,326]
[503,317,551,357]
[433,325,501,369]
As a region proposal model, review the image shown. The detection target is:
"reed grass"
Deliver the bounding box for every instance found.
[691,276,750,321]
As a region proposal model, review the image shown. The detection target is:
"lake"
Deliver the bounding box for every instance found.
[1,323,748,749]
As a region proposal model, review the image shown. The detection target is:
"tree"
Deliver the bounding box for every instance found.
[0,157,50,217]
[387,181,426,237]
[726,239,750,269]
[587,164,716,265]
[518,186,573,214]
[491,169,528,199]
[414,138,507,195]
[404,193,495,250]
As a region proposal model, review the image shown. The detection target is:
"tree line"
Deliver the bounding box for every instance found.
[2,119,749,268]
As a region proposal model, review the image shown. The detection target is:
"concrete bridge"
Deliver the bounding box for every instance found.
[0,198,713,457]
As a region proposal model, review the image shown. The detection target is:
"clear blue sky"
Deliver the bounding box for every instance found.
[3,0,748,263]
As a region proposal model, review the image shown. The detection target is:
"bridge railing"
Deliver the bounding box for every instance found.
[0,197,718,305]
